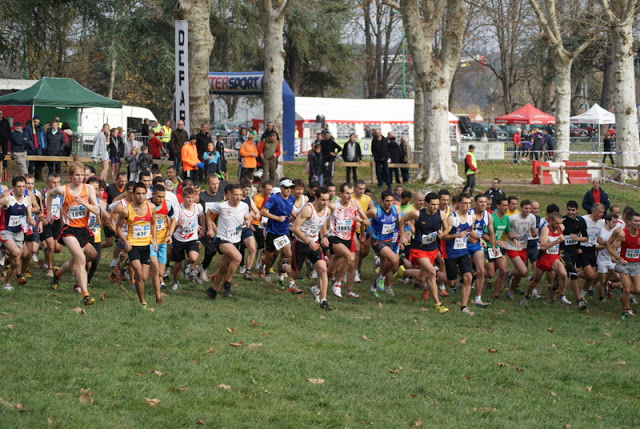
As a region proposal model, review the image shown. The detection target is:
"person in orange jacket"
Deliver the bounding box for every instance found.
[239,134,259,180]
[181,134,202,180]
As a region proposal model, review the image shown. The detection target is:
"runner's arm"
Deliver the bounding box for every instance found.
[606,228,625,264]
[353,200,370,227]
[399,210,418,245]
[150,205,157,248]
[290,204,311,243]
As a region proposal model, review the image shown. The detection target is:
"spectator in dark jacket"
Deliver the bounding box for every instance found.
[0,109,10,169]
[602,136,614,165]
[582,178,610,214]
[9,122,32,175]
[320,131,341,185]
[399,137,412,183]
[485,178,506,211]
[308,143,324,185]
[25,116,46,180]
[195,123,212,181]
[46,120,66,174]
[342,133,362,182]
[371,128,391,189]
[388,136,402,184]
[168,120,189,172]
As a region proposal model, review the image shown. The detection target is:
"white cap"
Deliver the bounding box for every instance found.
[279,179,294,188]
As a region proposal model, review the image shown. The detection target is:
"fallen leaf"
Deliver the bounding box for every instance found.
[203,348,215,354]
[550,392,557,397]
[459,338,467,344]
[230,341,244,347]
[196,421,206,425]
[587,340,595,344]
[378,303,383,309]
[552,344,557,347]
[488,349,498,353]
[143,397,160,406]
[136,373,142,376]
[362,335,372,342]
[319,316,326,319]
[227,328,237,334]
[190,359,198,364]
[148,369,163,377]
[250,320,260,326]
[169,387,190,392]
[4,324,14,329]
[54,307,59,310]
[72,307,87,315]
[146,307,155,312]
[409,296,417,302]
[388,367,403,374]
[412,420,422,427]
[586,386,592,392]
[0,396,27,411]
[115,344,122,347]
[78,388,94,405]
[413,319,418,323]
[248,343,263,348]
[564,424,571,429]
[159,292,168,297]
[546,328,554,333]
[514,367,525,372]
[99,292,106,301]
[120,285,129,292]
[420,307,428,311]
[53,299,62,304]
[217,384,231,390]
[617,361,627,365]
[497,362,507,367]
[603,333,612,337]
[1,312,8,315]
[307,378,325,384]
[465,376,472,380]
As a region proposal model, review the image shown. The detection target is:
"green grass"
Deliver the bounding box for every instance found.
[2,161,640,427]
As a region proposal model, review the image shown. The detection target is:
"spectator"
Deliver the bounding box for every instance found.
[388,136,402,184]
[260,121,280,142]
[108,128,124,181]
[531,133,542,161]
[92,123,110,181]
[582,178,610,214]
[140,118,150,144]
[364,126,372,138]
[24,116,46,180]
[485,177,506,211]
[147,130,167,169]
[203,142,221,176]
[137,146,154,173]
[159,120,172,148]
[61,122,74,156]
[124,131,141,158]
[487,125,498,140]
[124,146,139,181]
[371,128,391,189]
[602,134,614,165]
[320,131,341,185]
[258,131,281,183]
[399,137,412,183]
[342,133,362,182]
[168,119,188,173]
[307,143,324,185]
[9,122,31,175]
[543,129,554,160]
[215,135,227,180]
[46,119,66,174]
[239,133,259,180]
[393,185,403,202]
[512,127,522,164]
[182,134,201,180]
[462,144,477,195]
[0,109,11,169]
[195,123,212,181]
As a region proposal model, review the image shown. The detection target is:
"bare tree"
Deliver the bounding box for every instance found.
[599,0,639,168]
[383,0,466,185]
[528,0,598,161]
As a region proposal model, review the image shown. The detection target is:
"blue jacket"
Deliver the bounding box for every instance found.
[10,129,33,153]
[24,123,46,154]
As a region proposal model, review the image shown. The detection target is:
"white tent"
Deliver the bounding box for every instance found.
[570,103,615,125]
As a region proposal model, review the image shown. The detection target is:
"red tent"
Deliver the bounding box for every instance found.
[494,103,555,125]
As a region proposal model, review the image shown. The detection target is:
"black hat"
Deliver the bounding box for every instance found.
[469,144,476,149]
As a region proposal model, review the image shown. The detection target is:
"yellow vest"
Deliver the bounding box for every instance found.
[465,151,477,176]
[160,125,172,143]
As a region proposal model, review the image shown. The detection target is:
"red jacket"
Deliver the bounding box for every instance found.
[258,139,281,158]
[149,136,164,159]
[512,133,521,146]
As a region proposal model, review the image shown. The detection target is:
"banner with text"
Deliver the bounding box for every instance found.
[208,72,265,95]
[175,20,189,132]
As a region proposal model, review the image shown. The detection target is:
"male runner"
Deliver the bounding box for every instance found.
[607,212,640,319]
[468,194,494,307]
[252,180,272,277]
[86,177,108,287]
[238,178,260,280]
[486,198,511,299]
[503,199,537,299]
[368,190,401,297]
[579,202,605,300]
[150,184,176,303]
[596,213,620,301]
[561,200,589,308]
[41,173,63,277]
[20,174,42,278]
[353,180,375,283]
[104,171,127,267]
[198,174,225,281]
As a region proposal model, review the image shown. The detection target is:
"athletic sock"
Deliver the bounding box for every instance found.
[475,296,481,302]
[288,280,295,287]
[81,291,89,297]
[439,284,445,290]
[579,290,586,298]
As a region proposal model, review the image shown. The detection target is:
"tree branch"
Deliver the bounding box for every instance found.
[381,0,400,10]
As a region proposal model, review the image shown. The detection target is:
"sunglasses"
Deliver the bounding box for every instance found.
[283,185,295,189]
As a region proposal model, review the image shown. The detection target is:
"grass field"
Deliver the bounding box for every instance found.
[2,161,640,428]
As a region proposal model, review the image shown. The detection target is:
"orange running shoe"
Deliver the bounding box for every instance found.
[422,288,430,300]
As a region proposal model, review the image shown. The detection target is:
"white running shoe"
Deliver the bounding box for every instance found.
[3,283,13,291]
[200,267,209,282]
[172,281,179,291]
[110,258,117,269]
[374,256,381,267]
[310,269,318,279]
[354,271,361,283]
[43,263,49,270]
[0,254,5,266]
[238,266,247,274]
[346,291,359,298]
[332,284,343,298]
[560,296,572,306]
[184,265,192,280]
[310,286,320,303]
[32,254,39,263]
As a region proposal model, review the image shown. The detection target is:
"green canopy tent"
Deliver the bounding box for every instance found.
[0,77,122,130]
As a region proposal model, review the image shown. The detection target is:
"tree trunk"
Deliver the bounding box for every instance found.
[600,38,614,110]
[260,5,287,135]
[413,83,424,154]
[107,54,117,99]
[611,20,640,168]
[176,0,214,135]
[553,58,572,162]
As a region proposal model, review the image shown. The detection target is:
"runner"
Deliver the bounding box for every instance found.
[260,178,296,291]
[252,181,273,277]
[506,196,519,216]
[288,186,332,310]
[607,212,640,319]
[521,212,567,307]
[399,192,449,313]
[47,163,100,305]
[104,171,127,268]
[353,180,375,284]
[486,198,511,299]
[115,182,157,306]
[560,200,589,308]
[150,184,176,303]
[167,186,205,290]
[368,190,401,297]
[467,194,494,308]
[595,213,620,301]
[326,183,369,298]
[206,183,252,298]
[40,173,63,277]
[86,177,108,287]
[579,202,605,301]
[0,176,34,290]
[503,199,537,300]
[441,193,478,315]
[20,174,42,278]
[238,178,260,280]
[197,174,226,282]
[107,181,135,283]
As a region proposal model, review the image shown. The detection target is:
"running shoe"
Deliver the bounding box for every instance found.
[439,288,449,297]
[578,299,588,311]
[505,290,514,300]
[160,282,166,289]
[631,297,638,305]
[310,269,318,279]
[199,267,209,282]
[460,307,475,316]
[73,285,82,293]
[141,302,147,309]
[332,284,343,298]
[83,295,95,305]
[288,285,303,294]
[587,288,594,297]
[520,296,529,307]
[486,278,494,289]
[278,276,286,290]
[243,272,254,281]
[46,268,54,278]
[605,280,613,298]
[222,282,233,298]
[475,299,490,308]
[51,271,60,290]
[163,267,170,278]
[156,298,163,304]
[625,308,635,317]
[16,274,26,285]
[434,303,449,314]
[206,287,217,300]
[599,297,607,303]
[385,287,395,296]
[171,281,179,291]
[374,256,381,267]
[422,289,430,300]
[24,270,33,278]
[238,265,247,274]
[120,254,129,271]
[559,295,572,306]
[346,291,359,298]
[32,254,38,263]
[393,265,406,282]
[320,300,333,311]
[193,273,203,286]
[110,258,117,269]
[108,272,121,283]
[375,277,385,292]
[310,286,320,303]
[3,284,13,291]
[369,287,380,298]
[354,271,361,283]
[450,286,457,295]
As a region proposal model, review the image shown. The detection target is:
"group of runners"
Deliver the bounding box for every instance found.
[1,163,639,319]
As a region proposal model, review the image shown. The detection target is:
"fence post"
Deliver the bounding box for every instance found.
[370,161,375,184]
[559,165,564,185]
[601,165,605,182]
[637,166,640,187]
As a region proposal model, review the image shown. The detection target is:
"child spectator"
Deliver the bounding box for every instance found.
[138,145,154,173]
[125,146,139,181]
[203,142,220,176]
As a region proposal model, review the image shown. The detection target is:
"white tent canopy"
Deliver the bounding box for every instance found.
[570,103,615,125]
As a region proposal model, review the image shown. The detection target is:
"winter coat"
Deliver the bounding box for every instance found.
[124,153,138,172]
[92,131,109,160]
[46,128,66,156]
[342,141,362,163]
[137,153,154,171]
[10,129,33,153]
[388,138,402,163]
[308,151,324,177]
[371,136,389,162]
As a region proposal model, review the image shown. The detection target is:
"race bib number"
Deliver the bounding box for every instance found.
[133,224,150,239]
[88,214,99,233]
[547,244,559,255]
[625,248,640,260]
[336,219,352,233]
[518,235,528,247]
[488,247,502,258]
[453,237,468,250]
[8,215,25,228]
[564,237,577,246]
[587,234,598,246]
[381,223,395,235]
[274,234,291,250]
[156,217,165,231]
[229,225,242,240]
[182,223,196,236]
[68,205,87,219]
[421,232,437,245]
[51,203,61,218]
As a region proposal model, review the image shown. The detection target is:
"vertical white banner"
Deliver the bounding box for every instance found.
[175,20,189,132]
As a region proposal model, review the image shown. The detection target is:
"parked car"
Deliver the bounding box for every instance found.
[470,122,510,140]
[569,124,589,137]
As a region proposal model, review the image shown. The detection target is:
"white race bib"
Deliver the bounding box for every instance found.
[564,237,577,246]
[336,219,352,233]
[229,225,242,240]
[625,248,640,260]
[274,234,291,250]
[182,223,196,236]
[488,247,502,258]
[453,237,468,250]
[156,217,165,231]
[51,203,61,218]
[133,224,150,238]
[421,232,437,245]
[587,234,598,246]
[381,223,395,235]
[8,215,25,228]
[68,205,87,219]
